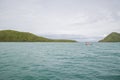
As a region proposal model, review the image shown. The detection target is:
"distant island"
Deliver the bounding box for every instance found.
[0,30,76,42]
[99,32,120,42]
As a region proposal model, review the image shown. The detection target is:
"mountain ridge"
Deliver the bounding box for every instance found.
[99,32,120,42]
[0,30,76,42]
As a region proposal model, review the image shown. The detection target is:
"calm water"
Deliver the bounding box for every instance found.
[0,42,120,80]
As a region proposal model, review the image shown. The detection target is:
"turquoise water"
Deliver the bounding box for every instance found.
[0,42,120,80]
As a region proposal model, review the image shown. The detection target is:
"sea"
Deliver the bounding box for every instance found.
[0,42,120,80]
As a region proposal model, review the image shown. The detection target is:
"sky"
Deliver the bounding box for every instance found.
[0,0,120,41]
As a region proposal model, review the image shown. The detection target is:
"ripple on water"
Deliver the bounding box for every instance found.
[0,42,120,80]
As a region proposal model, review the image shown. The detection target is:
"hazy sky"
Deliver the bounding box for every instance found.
[0,0,120,37]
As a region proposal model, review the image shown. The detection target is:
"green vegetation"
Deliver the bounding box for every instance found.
[99,32,120,42]
[0,30,76,42]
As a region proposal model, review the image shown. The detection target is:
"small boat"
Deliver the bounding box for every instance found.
[85,42,91,45]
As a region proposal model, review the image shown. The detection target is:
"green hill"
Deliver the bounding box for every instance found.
[0,30,76,42]
[99,32,120,42]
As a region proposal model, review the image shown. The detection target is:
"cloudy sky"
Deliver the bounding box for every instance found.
[0,0,120,41]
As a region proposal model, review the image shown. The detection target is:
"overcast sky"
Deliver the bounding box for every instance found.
[0,0,120,40]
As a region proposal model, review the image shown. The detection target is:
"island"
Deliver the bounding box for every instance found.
[99,32,120,42]
[0,30,76,42]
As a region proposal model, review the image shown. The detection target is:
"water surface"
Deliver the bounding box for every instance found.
[0,42,120,80]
